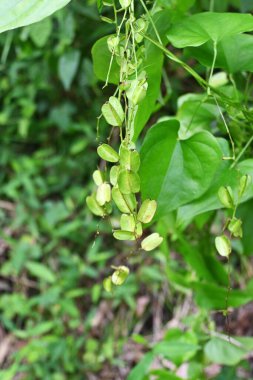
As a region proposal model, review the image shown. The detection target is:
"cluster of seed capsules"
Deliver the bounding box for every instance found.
[86,141,163,290]
[86,139,163,291]
[215,174,251,258]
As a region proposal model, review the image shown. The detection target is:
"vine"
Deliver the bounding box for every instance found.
[86,0,163,291]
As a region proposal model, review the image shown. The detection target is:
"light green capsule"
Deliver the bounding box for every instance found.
[112,187,136,213]
[141,233,163,251]
[228,217,243,238]
[103,276,113,292]
[119,145,140,172]
[118,170,140,194]
[119,0,131,9]
[239,174,251,198]
[86,194,105,217]
[111,266,129,286]
[218,186,234,209]
[126,77,148,105]
[134,18,147,43]
[107,35,119,53]
[110,165,120,186]
[135,221,143,238]
[96,183,111,206]
[102,96,124,127]
[92,170,104,186]
[113,230,135,241]
[120,214,135,232]
[215,235,231,257]
[97,144,119,163]
[137,199,157,224]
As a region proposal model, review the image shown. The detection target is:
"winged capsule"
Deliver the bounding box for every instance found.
[103,276,113,292]
[218,186,234,208]
[137,199,157,224]
[118,170,140,194]
[107,35,119,53]
[86,194,105,217]
[135,222,143,238]
[120,214,135,232]
[96,183,111,206]
[119,145,140,172]
[126,77,148,105]
[239,174,251,198]
[228,217,243,238]
[141,233,163,251]
[92,170,104,186]
[111,266,129,286]
[113,230,135,241]
[101,96,124,127]
[110,165,120,186]
[133,18,148,43]
[112,187,136,213]
[215,235,231,257]
[97,144,119,163]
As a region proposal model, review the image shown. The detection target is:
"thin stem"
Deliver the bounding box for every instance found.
[213,95,235,160]
[231,134,253,168]
[207,41,217,95]
[139,0,162,44]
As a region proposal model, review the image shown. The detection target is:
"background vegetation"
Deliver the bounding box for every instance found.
[0,0,253,379]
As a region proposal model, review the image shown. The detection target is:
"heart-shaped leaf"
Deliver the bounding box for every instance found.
[187,34,253,74]
[139,119,222,218]
[0,0,71,34]
[167,12,253,48]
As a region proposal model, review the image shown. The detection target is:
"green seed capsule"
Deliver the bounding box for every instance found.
[92,170,104,186]
[96,183,111,206]
[112,187,136,213]
[141,233,163,251]
[102,96,124,127]
[120,214,135,232]
[215,235,231,257]
[103,276,113,292]
[86,194,105,217]
[97,144,119,163]
[126,77,148,105]
[118,170,140,194]
[111,266,129,286]
[218,186,234,209]
[119,145,140,172]
[135,221,143,238]
[119,0,131,9]
[107,35,119,53]
[110,165,120,186]
[134,18,147,43]
[137,199,157,224]
[113,230,135,241]
[228,217,243,238]
[239,174,251,198]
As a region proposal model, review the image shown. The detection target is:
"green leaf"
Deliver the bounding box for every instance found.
[0,0,71,34]
[192,282,252,310]
[29,17,52,47]
[153,329,199,366]
[126,352,154,380]
[92,36,120,85]
[140,120,222,218]
[204,338,246,365]
[187,34,253,74]
[25,262,56,283]
[167,12,253,48]
[58,50,81,90]
[177,154,253,228]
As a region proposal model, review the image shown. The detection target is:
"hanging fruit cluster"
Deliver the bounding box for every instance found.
[215,174,251,258]
[86,0,163,290]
